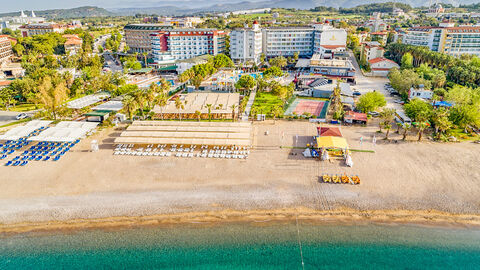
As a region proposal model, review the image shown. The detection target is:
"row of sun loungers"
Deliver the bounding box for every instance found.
[113,145,250,159]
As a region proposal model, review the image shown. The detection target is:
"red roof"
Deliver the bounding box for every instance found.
[371,32,387,35]
[0,81,12,87]
[317,127,342,137]
[368,57,397,65]
[344,111,367,122]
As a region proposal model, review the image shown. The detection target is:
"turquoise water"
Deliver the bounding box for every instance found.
[1,222,480,269]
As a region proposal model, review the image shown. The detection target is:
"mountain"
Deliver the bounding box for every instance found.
[0,6,115,19]
[109,0,456,16]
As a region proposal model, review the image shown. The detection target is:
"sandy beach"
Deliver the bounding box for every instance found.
[0,120,479,231]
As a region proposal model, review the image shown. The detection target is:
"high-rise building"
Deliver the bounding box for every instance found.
[124,24,173,53]
[403,25,480,56]
[229,21,263,64]
[150,28,227,65]
[229,23,347,61]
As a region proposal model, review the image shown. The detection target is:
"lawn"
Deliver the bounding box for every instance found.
[8,103,39,112]
[251,92,284,118]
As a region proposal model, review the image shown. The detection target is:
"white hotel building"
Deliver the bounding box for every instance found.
[229,21,263,64]
[403,22,480,57]
[230,23,347,63]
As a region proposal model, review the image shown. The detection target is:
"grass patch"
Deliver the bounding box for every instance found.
[8,104,39,112]
[447,128,480,142]
[251,92,284,117]
[0,118,31,129]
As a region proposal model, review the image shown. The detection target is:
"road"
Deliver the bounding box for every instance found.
[103,52,123,73]
[348,51,402,111]
[0,111,20,126]
[93,35,110,54]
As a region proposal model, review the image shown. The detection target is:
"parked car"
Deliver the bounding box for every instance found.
[394,100,405,105]
[368,111,380,117]
[353,91,361,96]
[15,113,29,120]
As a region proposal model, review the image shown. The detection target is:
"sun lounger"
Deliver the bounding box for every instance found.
[53,155,61,161]
[35,156,43,161]
[188,153,193,158]
[43,156,50,161]
[13,161,20,166]
[20,160,28,166]
[5,161,12,166]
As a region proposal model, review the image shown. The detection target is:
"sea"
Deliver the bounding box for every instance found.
[1,221,480,269]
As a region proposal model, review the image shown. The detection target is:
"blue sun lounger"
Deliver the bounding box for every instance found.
[35,156,43,161]
[20,160,28,166]
[53,155,61,161]
[43,156,50,161]
[12,161,20,166]
[5,160,12,166]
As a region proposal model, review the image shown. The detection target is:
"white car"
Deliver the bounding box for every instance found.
[15,113,29,120]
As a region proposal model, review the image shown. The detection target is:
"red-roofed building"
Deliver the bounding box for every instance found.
[368,57,399,77]
[63,34,83,55]
[361,41,384,61]
[343,111,367,124]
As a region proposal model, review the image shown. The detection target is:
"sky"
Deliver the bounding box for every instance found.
[1,0,252,13]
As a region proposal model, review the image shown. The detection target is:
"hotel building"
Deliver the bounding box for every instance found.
[150,28,227,65]
[230,23,347,62]
[0,35,13,66]
[124,24,173,53]
[229,21,263,64]
[403,24,480,56]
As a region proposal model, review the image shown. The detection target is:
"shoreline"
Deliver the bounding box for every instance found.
[2,207,480,236]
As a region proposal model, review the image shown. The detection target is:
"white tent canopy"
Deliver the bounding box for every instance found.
[66,92,110,109]
[92,101,123,111]
[28,121,99,142]
[0,120,52,141]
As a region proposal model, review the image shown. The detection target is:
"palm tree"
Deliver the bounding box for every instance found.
[123,95,137,120]
[145,88,156,110]
[230,104,237,121]
[206,104,213,121]
[402,123,412,141]
[194,110,201,121]
[158,78,170,94]
[416,121,429,141]
[271,105,283,123]
[174,97,184,120]
[133,90,146,118]
[154,93,168,119]
[380,108,395,139]
[142,52,148,67]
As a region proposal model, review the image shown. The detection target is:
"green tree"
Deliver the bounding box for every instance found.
[380,108,395,139]
[404,99,433,122]
[36,76,69,120]
[401,52,413,69]
[263,66,284,78]
[269,56,287,68]
[356,91,386,113]
[212,54,234,68]
[431,107,452,139]
[235,75,256,93]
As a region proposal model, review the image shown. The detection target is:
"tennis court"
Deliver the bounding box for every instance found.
[284,98,329,119]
